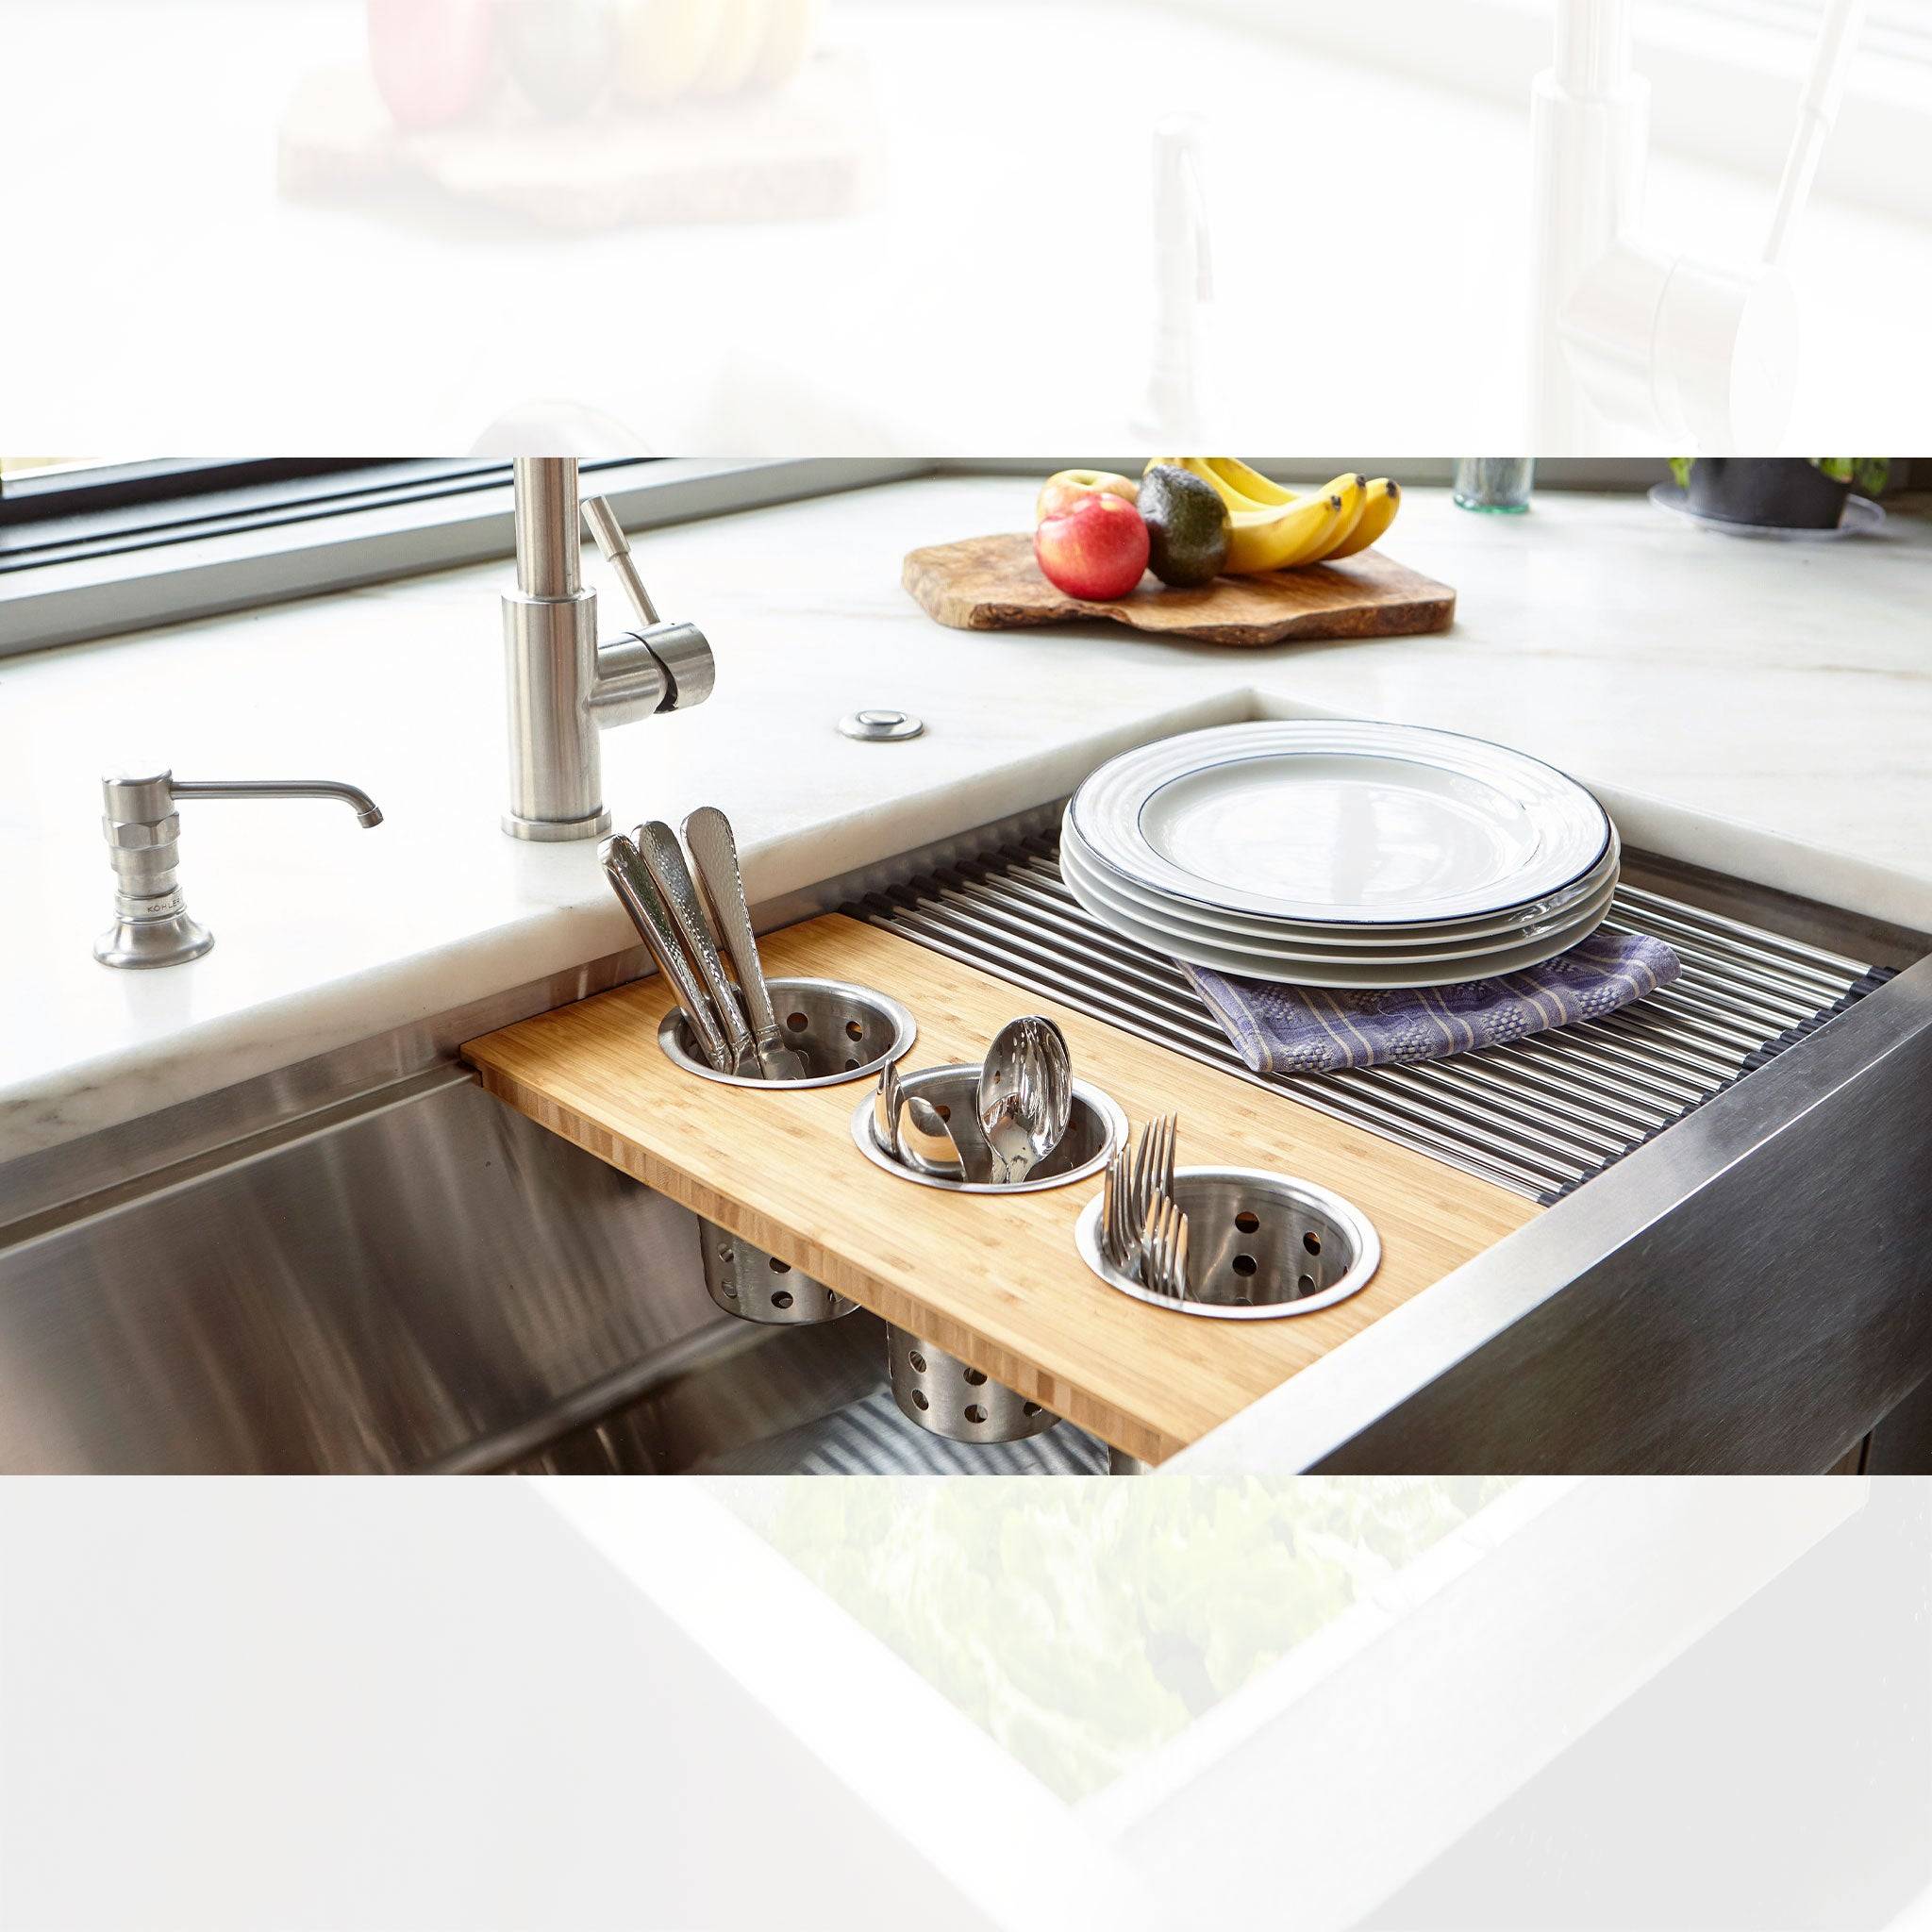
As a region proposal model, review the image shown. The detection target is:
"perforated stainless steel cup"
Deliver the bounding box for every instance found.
[701,1224,857,1325]
[850,1063,1125,1192]
[886,1328,1060,1443]
[659,977,915,1089]
[1075,1167,1380,1319]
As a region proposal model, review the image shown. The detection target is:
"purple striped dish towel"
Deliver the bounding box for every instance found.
[1181,930,1681,1075]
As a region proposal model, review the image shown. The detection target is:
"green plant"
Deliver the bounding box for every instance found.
[1668,456,1890,495]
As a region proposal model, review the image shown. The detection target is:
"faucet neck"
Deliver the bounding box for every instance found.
[1554,0,1632,97]
[513,458,582,598]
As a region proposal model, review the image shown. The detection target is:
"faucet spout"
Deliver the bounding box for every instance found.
[170,779,384,827]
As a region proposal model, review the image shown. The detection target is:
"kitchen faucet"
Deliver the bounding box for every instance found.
[501,457,714,841]
[94,772,384,968]
[1530,0,1865,448]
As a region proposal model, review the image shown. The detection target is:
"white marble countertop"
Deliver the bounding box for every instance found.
[2,475,1926,1165]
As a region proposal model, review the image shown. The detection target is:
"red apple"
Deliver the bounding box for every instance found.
[369,0,496,130]
[1034,492,1151,600]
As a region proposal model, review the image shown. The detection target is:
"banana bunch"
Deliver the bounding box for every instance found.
[616,0,822,106]
[1148,458,1401,575]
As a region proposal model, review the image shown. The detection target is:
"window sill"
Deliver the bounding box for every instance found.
[0,458,928,659]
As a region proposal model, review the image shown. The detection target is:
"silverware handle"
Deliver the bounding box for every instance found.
[633,822,756,1063]
[602,836,732,1072]
[681,806,782,1041]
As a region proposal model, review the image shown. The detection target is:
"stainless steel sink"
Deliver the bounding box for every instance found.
[2,800,1927,1474]
[0,940,893,1473]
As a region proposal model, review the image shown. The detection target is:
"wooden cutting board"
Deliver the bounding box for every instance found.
[278,51,876,230]
[904,532,1456,646]
[464,914,1537,1464]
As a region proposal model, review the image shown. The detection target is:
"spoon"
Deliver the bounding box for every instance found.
[902,1095,968,1179]
[873,1063,904,1160]
[976,1016,1074,1186]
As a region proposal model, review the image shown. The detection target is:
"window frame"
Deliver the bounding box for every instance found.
[1,458,374,523]
[0,460,517,572]
[0,458,932,659]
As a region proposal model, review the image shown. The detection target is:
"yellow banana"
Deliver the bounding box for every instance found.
[1222,468,1367,568]
[617,0,724,105]
[1224,491,1345,575]
[747,0,821,91]
[694,0,768,94]
[1207,458,1296,508]
[1145,461,1374,572]
[1152,456,1341,519]
[1145,457,1234,506]
[1301,474,1368,562]
[1325,478,1400,559]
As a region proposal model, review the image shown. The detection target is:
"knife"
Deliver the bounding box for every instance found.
[601,834,733,1074]
[681,806,810,1081]
[631,821,762,1078]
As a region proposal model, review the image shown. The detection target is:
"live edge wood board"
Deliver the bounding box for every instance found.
[463,915,1539,1464]
[903,532,1457,646]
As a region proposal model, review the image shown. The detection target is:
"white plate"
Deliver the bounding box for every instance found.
[1058,832,1618,965]
[1072,722,1610,925]
[1060,810,1621,947]
[1060,834,1612,980]
[1076,722,1610,924]
[1062,857,1607,987]
[1062,866,1608,986]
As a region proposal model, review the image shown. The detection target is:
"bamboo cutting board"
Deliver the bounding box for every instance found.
[464,915,1537,1464]
[904,533,1457,645]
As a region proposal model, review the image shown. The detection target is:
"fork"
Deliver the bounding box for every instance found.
[1100,1145,1137,1271]
[1139,1192,1191,1302]
[1130,1112,1177,1232]
[1101,1115,1186,1293]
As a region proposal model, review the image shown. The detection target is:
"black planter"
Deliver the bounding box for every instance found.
[1683,459,1851,530]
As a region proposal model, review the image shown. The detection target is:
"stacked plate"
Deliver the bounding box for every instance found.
[1062,721,1618,988]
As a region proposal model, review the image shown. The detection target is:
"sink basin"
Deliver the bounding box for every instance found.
[1,795,1927,1474]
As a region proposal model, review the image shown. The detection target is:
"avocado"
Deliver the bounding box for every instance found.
[1140,465,1230,588]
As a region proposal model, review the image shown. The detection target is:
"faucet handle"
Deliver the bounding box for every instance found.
[581,496,661,630]
[579,498,716,710]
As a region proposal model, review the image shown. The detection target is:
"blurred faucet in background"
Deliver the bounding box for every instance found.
[1530,0,1865,450]
[1133,113,1215,448]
